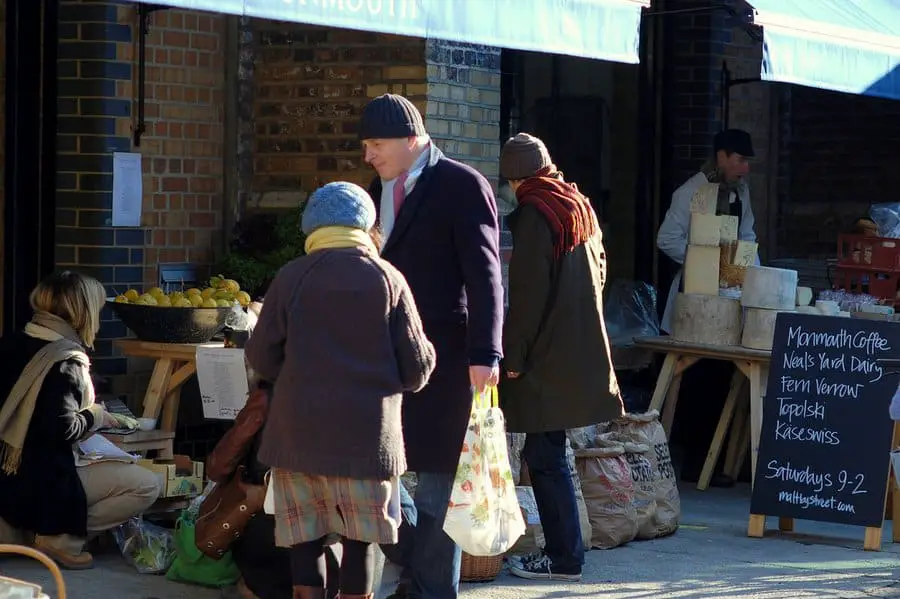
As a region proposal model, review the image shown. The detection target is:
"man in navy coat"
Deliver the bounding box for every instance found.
[361,94,504,599]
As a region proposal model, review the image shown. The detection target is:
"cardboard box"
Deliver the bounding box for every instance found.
[138,455,204,498]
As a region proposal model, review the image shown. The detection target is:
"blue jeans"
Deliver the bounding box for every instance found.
[523,430,584,571]
[380,471,460,599]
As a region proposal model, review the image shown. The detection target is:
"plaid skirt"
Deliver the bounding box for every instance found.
[271,468,401,548]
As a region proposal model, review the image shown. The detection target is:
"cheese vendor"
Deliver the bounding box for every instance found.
[657,129,759,334]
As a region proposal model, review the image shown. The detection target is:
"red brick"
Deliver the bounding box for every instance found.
[189,212,215,228]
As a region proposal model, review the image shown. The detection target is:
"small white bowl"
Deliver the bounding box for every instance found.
[138,418,157,431]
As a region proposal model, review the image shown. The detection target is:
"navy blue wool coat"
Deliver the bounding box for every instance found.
[369,144,504,474]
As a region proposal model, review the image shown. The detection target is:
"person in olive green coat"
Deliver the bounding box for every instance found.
[498,133,624,582]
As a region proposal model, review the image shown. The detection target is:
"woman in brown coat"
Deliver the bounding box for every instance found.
[245,181,436,599]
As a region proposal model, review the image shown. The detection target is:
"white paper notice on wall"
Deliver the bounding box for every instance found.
[195,346,250,420]
[112,152,143,227]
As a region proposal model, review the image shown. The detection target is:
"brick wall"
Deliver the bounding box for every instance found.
[250,23,425,209]
[424,40,502,185]
[661,0,727,197]
[140,8,225,285]
[720,25,774,261]
[777,88,900,258]
[55,0,225,391]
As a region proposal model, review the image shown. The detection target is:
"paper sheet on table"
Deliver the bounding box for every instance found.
[112,151,142,227]
[77,434,136,464]
[195,346,250,420]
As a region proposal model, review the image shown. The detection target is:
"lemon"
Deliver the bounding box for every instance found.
[209,275,225,289]
[215,299,232,308]
[188,294,204,307]
[173,298,193,308]
[235,291,251,307]
[136,294,158,306]
[214,290,234,301]
[222,279,241,293]
[124,289,140,302]
[200,298,218,308]
[200,287,216,299]
[148,287,165,298]
[186,288,202,297]
[156,295,172,307]
[114,295,129,303]
[169,291,185,302]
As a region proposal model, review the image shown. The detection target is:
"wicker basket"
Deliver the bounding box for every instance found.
[460,552,504,582]
[0,544,67,599]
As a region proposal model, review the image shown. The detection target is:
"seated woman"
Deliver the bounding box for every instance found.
[0,271,161,569]
[246,181,436,599]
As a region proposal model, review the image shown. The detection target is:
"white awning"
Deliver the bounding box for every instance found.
[124,0,650,64]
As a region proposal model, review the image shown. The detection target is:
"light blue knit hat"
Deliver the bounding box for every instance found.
[301,181,376,236]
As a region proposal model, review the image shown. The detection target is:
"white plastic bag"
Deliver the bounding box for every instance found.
[443,388,526,557]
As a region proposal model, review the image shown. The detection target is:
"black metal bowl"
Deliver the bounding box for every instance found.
[107,299,234,344]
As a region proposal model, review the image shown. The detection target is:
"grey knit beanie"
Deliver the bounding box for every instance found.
[359,94,427,140]
[499,133,553,180]
[301,182,376,235]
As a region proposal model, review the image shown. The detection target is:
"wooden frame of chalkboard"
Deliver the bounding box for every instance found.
[748,312,899,551]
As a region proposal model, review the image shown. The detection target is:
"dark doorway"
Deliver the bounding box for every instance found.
[4,0,58,334]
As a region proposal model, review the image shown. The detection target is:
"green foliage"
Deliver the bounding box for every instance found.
[213,206,307,298]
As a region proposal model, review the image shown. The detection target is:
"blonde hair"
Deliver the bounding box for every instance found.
[29,271,107,348]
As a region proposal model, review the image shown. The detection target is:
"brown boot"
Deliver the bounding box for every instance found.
[293,586,326,599]
[33,535,94,570]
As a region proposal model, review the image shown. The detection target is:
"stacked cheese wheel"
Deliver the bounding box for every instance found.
[739,266,799,350]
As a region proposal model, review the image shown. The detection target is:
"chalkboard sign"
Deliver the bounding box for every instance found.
[750,312,900,528]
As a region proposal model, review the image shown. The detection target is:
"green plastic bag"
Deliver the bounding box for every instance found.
[166,513,241,588]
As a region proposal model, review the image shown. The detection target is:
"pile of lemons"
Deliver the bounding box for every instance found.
[114,275,252,309]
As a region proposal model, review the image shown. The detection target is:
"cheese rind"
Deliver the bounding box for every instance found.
[741,266,798,310]
[689,213,723,246]
[720,215,739,243]
[689,183,719,214]
[795,286,813,306]
[732,240,758,267]
[672,293,742,346]
[742,308,794,351]
[684,245,721,295]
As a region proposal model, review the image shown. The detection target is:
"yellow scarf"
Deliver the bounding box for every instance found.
[304,226,377,255]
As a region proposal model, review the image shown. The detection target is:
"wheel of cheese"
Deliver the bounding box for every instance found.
[741,266,798,310]
[741,308,795,351]
[672,293,742,346]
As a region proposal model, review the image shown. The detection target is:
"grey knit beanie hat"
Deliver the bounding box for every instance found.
[359,94,427,140]
[499,133,553,180]
[301,181,376,235]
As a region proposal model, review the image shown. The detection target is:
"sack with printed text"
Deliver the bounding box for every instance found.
[443,388,526,556]
[603,410,680,538]
[575,440,638,549]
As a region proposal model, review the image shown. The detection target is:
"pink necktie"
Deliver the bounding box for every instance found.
[393,172,409,218]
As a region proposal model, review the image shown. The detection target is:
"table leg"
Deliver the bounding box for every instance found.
[892,422,900,543]
[141,358,174,420]
[648,353,678,413]
[748,362,769,488]
[660,373,684,437]
[723,394,749,478]
[698,369,745,491]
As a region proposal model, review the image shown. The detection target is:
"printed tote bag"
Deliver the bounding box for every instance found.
[443,387,525,556]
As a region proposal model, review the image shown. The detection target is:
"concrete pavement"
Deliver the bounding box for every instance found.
[1,483,898,598]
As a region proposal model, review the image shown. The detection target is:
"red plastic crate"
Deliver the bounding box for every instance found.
[832,266,900,303]
[837,234,900,272]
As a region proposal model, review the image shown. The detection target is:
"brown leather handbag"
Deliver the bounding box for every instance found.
[206,387,270,483]
[194,466,267,559]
